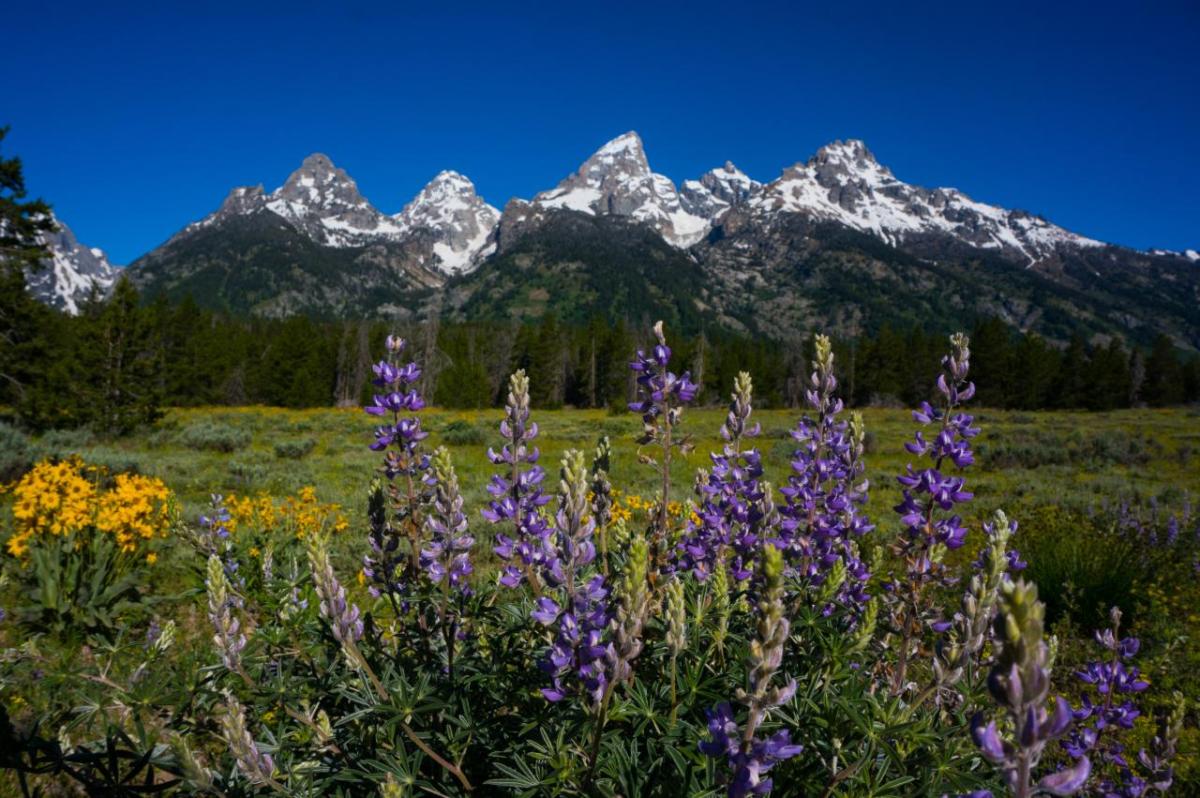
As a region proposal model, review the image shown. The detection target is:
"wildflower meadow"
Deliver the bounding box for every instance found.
[1,324,1197,797]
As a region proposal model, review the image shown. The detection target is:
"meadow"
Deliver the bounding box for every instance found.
[6,404,1197,522]
[2,372,1199,795]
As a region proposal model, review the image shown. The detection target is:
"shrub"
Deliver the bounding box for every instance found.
[438,419,486,446]
[177,421,251,453]
[273,438,316,459]
[0,422,32,482]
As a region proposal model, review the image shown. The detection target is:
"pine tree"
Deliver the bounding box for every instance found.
[0,125,59,412]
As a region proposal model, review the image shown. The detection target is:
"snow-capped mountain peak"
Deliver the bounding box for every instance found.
[264,153,406,247]
[530,131,709,248]
[680,160,763,220]
[394,171,500,275]
[751,138,1103,264]
[26,214,117,314]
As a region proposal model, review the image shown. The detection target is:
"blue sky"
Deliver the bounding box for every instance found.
[6,0,1199,264]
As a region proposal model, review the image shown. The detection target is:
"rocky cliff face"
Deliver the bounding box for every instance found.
[26,215,117,314]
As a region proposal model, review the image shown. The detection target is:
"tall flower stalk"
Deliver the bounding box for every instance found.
[971,579,1090,798]
[1062,607,1162,796]
[219,693,281,791]
[678,371,775,584]
[206,553,246,674]
[629,321,697,568]
[421,446,473,678]
[701,545,802,797]
[486,370,552,593]
[363,335,430,607]
[531,450,610,705]
[889,332,978,694]
[778,335,872,613]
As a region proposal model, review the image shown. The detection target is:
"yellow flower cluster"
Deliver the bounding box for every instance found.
[226,486,348,540]
[5,459,171,559]
[94,474,172,553]
[606,488,694,526]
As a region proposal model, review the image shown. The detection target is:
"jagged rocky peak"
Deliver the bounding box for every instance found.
[218,184,266,215]
[272,152,368,211]
[395,170,500,275]
[681,160,763,220]
[27,214,117,315]
[753,138,1103,263]
[530,131,709,248]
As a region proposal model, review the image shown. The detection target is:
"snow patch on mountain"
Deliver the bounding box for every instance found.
[26,215,117,314]
[530,132,710,248]
[749,139,1104,264]
[174,155,500,275]
[393,171,500,275]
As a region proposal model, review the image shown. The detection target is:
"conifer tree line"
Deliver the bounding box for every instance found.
[2,276,1198,434]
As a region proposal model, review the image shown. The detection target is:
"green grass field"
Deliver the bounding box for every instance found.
[18,404,1198,525]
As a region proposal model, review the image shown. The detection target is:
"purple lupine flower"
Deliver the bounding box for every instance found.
[777,335,873,613]
[364,336,429,472]
[701,545,801,797]
[972,580,1089,798]
[934,510,1018,692]
[421,447,474,595]
[629,321,697,564]
[535,450,611,705]
[362,336,431,604]
[219,693,276,788]
[677,372,777,583]
[894,333,979,582]
[485,370,554,592]
[308,535,363,646]
[206,553,246,672]
[700,702,803,798]
[1061,607,1158,796]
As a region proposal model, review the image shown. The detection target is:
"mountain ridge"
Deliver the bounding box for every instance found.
[27,131,1199,352]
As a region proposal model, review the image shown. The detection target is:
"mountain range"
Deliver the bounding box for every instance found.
[29,132,1200,350]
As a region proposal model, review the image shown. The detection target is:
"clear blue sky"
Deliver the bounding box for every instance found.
[6,0,1199,264]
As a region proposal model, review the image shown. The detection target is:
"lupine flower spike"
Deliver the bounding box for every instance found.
[778,335,872,613]
[702,545,802,797]
[678,370,777,585]
[486,370,553,592]
[971,579,1090,797]
[630,320,697,567]
[206,553,246,673]
[532,450,611,705]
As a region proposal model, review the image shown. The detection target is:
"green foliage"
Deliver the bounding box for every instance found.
[438,420,486,446]
[17,533,145,637]
[0,422,33,482]
[177,421,251,453]
[273,438,316,459]
[1016,506,1141,629]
